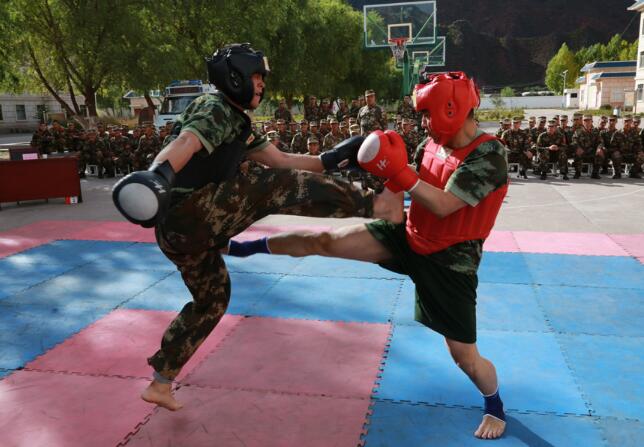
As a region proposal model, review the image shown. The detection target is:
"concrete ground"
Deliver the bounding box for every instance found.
[1,173,643,234]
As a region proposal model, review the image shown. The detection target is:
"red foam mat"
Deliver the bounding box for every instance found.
[483,230,519,252]
[27,309,243,381]
[125,386,371,447]
[184,317,390,398]
[72,221,156,242]
[0,370,151,447]
[513,231,630,256]
[0,233,50,258]
[609,234,644,257]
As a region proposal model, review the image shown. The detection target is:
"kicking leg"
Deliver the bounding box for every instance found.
[445,338,506,439]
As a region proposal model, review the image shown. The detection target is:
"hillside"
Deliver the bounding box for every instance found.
[350,0,638,87]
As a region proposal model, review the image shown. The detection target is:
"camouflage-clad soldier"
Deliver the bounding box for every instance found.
[79,129,110,177]
[599,115,618,163]
[64,122,82,152]
[571,114,605,179]
[50,120,67,153]
[318,119,330,138]
[275,119,291,144]
[290,119,311,154]
[339,121,350,140]
[134,124,161,170]
[399,118,420,163]
[322,119,343,151]
[526,116,539,143]
[274,99,292,123]
[348,98,361,119]
[495,118,509,139]
[501,117,533,178]
[267,130,290,152]
[110,127,133,174]
[31,123,52,155]
[349,123,360,137]
[318,99,332,122]
[397,95,416,119]
[610,115,644,179]
[533,120,568,180]
[304,96,319,122]
[306,136,321,156]
[336,99,350,122]
[357,89,386,135]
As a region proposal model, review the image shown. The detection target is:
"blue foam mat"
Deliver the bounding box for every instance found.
[0,369,13,379]
[392,281,549,333]
[2,265,171,311]
[478,252,533,284]
[559,334,643,420]
[536,285,644,337]
[523,253,644,290]
[376,326,588,415]
[291,255,406,279]
[252,275,402,322]
[0,302,110,369]
[8,240,134,267]
[123,271,283,315]
[224,253,304,274]
[364,400,604,447]
[598,418,644,447]
[88,242,174,271]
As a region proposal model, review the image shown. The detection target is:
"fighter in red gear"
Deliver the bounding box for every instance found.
[229,71,509,440]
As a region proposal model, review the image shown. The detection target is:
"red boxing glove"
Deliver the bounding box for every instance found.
[358,130,419,191]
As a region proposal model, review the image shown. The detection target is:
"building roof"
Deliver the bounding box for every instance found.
[580,60,637,72]
[590,71,636,80]
[628,0,644,11]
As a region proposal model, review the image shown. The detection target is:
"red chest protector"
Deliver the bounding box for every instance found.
[406,133,508,255]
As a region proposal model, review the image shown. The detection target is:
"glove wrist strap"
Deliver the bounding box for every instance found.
[150,160,176,186]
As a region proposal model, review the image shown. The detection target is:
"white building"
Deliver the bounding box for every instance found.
[628,1,644,112]
[563,88,579,108]
[576,61,636,110]
[0,93,86,133]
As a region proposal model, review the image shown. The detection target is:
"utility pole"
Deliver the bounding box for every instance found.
[561,70,568,108]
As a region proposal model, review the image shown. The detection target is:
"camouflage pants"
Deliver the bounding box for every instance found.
[537,148,568,175]
[507,150,533,170]
[573,148,604,174]
[613,149,644,175]
[149,167,374,379]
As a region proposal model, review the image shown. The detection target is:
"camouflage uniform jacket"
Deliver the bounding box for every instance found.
[322,132,343,151]
[533,131,565,152]
[348,105,360,119]
[137,134,161,158]
[110,135,132,157]
[423,131,508,274]
[290,131,311,154]
[397,102,415,119]
[572,128,604,153]
[278,130,292,145]
[527,127,539,143]
[50,127,67,152]
[274,108,292,123]
[65,128,81,152]
[610,128,643,154]
[357,105,386,135]
[82,139,107,156]
[500,129,531,153]
[304,105,319,122]
[599,128,617,152]
[400,130,420,163]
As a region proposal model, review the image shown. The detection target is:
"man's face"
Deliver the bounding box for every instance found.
[88,132,97,141]
[279,100,286,110]
[609,119,616,130]
[403,123,411,133]
[583,119,593,131]
[301,123,308,133]
[404,95,411,105]
[547,125,556,135]
[309,97,316,106]
[366,94,376,107]
[528,121,535,128]
[600,120,607,128]
[359,97,366,106]
[310,125,318,133]
[290,123,298,133]
[560,119,568,128]
[320,122,328,131]
[68,123,75,130]
[512,122,520,130]
[634,120,640,129]
[277,123,286,132]
[249,73,265,109]
[351,99,358,107]
[331,123,339,133]
[624,119,632,130]
[308,143,320,155]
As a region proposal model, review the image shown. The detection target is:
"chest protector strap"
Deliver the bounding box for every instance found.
[406,133,508,255]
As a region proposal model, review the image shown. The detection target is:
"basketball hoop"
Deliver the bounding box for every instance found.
[388,38,408,64]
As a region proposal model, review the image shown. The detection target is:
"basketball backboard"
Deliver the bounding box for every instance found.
[364,1,436,48]
[409,36,446,67]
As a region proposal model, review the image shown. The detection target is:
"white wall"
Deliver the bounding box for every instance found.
[479,96,565,110]
[0,93,85,132]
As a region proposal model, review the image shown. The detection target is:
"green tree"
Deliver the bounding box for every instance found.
[500,86,515,97]
[545,43,579,94]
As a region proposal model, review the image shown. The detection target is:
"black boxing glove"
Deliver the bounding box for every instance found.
[320,135,365,171]
[112,160,176,228]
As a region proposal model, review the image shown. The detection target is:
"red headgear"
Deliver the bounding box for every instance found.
[412,71,480,144]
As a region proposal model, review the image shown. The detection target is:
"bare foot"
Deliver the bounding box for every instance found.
[373,188,404,223]
[141,380,184,411]
[474,414,506,439]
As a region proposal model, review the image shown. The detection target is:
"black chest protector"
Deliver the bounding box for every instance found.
[173,97,252,190]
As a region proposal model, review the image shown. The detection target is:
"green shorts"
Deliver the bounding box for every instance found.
[366,219,478,343]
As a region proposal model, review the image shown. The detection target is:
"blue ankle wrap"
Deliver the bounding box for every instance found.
[483,389,505,421]
[228,237,271,257]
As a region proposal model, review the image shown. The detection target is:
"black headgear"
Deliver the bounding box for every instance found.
[206,43,269,109]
